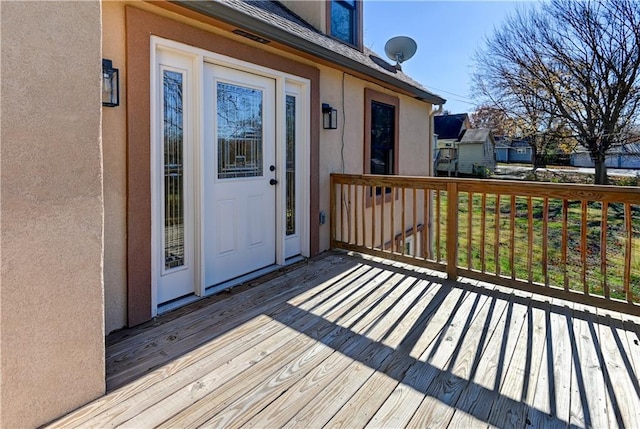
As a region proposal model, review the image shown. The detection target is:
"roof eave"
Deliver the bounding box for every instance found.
[172,0,446,105]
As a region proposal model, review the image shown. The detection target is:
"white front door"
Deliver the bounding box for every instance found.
[152,39,310,311]
[203,64,277,286]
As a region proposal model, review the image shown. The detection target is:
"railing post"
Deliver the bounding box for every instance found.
[446,182,458,280]
[330,174,336,248]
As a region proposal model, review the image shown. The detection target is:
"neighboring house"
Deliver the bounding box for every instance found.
[1,1,445,427]
[494,137,533,164]
[435,138,459,176]
[457,128,497,175]
[494,137,510,162]
[433,113,495,175]
[571,143,640,169]
[509,139,534,163]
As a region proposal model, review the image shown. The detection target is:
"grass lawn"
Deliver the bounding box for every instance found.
[433,192,640,302]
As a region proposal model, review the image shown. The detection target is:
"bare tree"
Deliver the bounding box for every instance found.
[473,0,640,184]
[470,105,515,137]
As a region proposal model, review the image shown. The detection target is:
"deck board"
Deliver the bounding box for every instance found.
[244,275,437,428]
[46,252,640,429]
[408,285,509,428]
[444,285,517,428]
[569,302,610,429]
[595,312,640,428]
[107,257,359,388]
[485,291,533,428]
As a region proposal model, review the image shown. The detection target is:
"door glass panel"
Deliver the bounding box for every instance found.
[217,82,264,179]
[286,95,296,235]
[163,70,185,269]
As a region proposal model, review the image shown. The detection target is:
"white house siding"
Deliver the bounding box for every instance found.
[457,141,496,175]
[458,143,486,175]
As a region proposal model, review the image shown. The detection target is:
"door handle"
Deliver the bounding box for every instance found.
[270,178,278,186]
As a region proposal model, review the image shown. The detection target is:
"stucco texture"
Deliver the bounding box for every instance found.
[1,2,105,427]
[102,1,128,335]
[317,68,432,251]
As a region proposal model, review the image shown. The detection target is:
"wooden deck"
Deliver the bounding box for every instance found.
[49,252,640,428]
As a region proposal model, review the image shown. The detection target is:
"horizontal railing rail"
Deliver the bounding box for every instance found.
[330,173,640,316]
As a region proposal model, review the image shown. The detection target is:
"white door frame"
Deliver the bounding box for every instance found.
[150,36,310,315]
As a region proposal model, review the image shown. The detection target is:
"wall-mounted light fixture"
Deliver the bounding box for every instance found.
[102,59,119,107]
[322,103,337,129]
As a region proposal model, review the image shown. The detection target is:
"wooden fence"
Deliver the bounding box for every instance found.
[330,173,640,316]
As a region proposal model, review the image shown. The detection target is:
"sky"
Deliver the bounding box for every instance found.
[363,1,528,114]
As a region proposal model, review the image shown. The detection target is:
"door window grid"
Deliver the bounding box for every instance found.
[163,70,185,269]
[217,82,264,179]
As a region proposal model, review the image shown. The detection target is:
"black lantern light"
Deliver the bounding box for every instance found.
[322,103,338,129]
[102,59,119,107]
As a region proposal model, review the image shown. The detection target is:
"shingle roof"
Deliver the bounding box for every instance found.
[434,114,468,139]
[460,128,493,143]
[174,0,446,105]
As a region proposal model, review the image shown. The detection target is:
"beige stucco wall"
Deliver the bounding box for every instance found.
[1,2,105,427]
[103,1,128,334]
[317,68,432,251]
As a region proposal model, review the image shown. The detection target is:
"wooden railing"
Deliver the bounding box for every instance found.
[330,173,640,316]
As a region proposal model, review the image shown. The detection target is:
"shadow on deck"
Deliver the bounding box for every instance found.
[49,251,640,428]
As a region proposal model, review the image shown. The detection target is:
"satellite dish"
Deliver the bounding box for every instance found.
[384,36,417,70]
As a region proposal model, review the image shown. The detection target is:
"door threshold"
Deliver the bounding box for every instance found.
[157,256,305,315]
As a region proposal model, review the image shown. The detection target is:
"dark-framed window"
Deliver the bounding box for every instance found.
[364,88,399,201]
[327,0,362,48]
[370,101,395,176]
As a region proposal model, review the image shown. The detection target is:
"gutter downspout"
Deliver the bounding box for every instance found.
[427,103,443,260]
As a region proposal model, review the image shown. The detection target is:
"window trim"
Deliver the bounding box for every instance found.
[364,88,399,206]
[326,0,363,50]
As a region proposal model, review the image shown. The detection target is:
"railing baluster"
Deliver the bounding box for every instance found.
[467,192,473,270]
[510,194,516,280]
[480,193,486,273]
[528,196,533,284]
[348,184,353,245]
[436,190,441,263]
[390,185,395,253]
[401,188,406,256]
[423,188,429,260]
[413,188,418,258]
[624,202,632,303]
[340,183,345,243]
[562,199,569,291]
[581,200,588,295]
[381,187,386,251]
[330,175,336,248]
[447,182,459,279]
[372,186,376,249]
[601,201,609,299]
[542,197,549,287]
[360,185,367,247]
[495,194,501,277]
